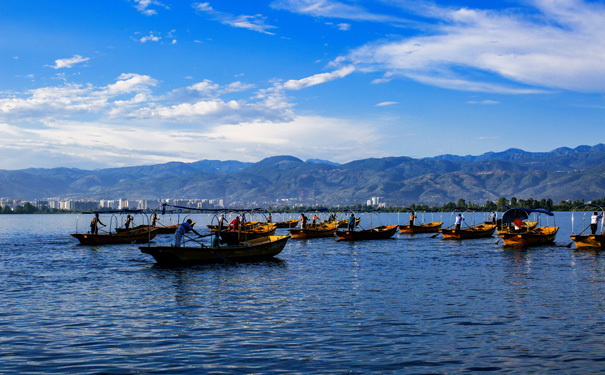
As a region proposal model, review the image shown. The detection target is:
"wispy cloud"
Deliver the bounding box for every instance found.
[132,0,168,16]
[47,55,90,69]
[281,65,355,90]
[467,100,499,105]
[376,101,398,107]
[343,0,605,94]
[193,2,277,35]
[271,0,406,23]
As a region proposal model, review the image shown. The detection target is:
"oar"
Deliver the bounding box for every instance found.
[430,232,441,238]
[565,225,591,248]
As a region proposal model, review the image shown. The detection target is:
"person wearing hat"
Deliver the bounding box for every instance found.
[175,218,201,247]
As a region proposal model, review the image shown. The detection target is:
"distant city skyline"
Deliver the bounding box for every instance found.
[1,0,604,170]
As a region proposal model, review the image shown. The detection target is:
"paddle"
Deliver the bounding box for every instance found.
[565,224,591,248]
[430,232,441,238]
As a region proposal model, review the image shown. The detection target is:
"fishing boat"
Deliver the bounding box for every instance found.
[71,210,159,245]
[218,225,277,245]
[569,204,605,249]
[497,208,559,247]
[140,235,289,265]
[274,219,299,228]
[335,225,398,241]
[398,222,443,234]
[72,227,159,245]
[397,210,443,234]
[440,223,496,240]
[288,223,339,239]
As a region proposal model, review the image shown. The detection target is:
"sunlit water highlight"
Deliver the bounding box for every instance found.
[1,213,605,374]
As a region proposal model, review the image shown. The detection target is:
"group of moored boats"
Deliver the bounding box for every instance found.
[70,205,605,265]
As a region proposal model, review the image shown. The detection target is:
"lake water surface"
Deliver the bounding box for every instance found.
[1,212,605,374]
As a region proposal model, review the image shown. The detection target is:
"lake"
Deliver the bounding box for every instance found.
[1,212,605,374]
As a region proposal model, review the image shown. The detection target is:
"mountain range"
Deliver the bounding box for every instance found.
[1,144,604,206]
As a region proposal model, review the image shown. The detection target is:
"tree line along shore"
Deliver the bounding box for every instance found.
[2,197,604,215]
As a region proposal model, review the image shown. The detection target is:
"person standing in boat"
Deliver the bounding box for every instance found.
[300,213,308,229]
[90,213,105,235]
[230,216,241,232]
[409,212,416,227]
[454,214,464,231]
[312,214,319,227]
[124,214,133,229]
[151,213,159,226]
[591,212,603,235]
[348,213,356,231]
[488,211,496,225]
[175,219,201,247]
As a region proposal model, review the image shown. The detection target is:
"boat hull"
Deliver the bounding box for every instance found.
[570,234,605,250]
[274,220,299,228]
[398,222,443,234]
[335,225,398,241]
[288,224,338,239]
[440,224,496,240]
[72,228,159,245]
[499,227,559,247]
[140,235,289,264]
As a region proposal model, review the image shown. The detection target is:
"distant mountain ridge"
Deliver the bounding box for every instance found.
[1,144,604,206]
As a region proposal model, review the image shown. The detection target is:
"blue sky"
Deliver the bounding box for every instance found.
[1,0,604,170]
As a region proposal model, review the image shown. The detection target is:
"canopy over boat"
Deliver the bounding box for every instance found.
[501,208,554,224]
[498,208,558,247]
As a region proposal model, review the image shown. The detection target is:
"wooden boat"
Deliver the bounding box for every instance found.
[116,224,178,234]
[440,223,496,240]
[274,219,299,228]
[398,222,443,234]
[500,226,559,247]
[154,224,179,234]
[569,234,605,250]
[497,208,558,247]
[219,226,277,245]
[335,225,398,241]
[140,235,289,265]
[288,223,339,239]
[72,227,159,245]
[327,218,359,228]
[568,204,604,249]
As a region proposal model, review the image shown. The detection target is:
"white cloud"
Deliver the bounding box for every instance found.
[139,32,161,43]
[0,115,382,168]
[467,100,499,105]
[376,101,398,107]
[271,0,406,23]
[345,0,605,93]
[282,65,355,90]
[47,55,90,69]
[193,2,277,35]
[132,0,167,16]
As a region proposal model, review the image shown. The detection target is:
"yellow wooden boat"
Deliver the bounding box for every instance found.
[288,223,339,239]
[569,205,604,249]
[440,223,496,240]
[497,208,558,247]
[398,222,443,234]
[570,234,605,250]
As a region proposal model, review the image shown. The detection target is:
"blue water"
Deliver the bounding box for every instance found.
[1,212,605,374]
